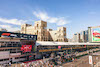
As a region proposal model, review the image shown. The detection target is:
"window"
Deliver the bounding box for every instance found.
[43,31,45,36]
[37,24,39,27]
[37,31,38,34]
[64,31,66,33]
[21,27,24,31]
[43,24,45,27]
[43,27,47,29]
[64,36,66,38]
[43,24,47,29]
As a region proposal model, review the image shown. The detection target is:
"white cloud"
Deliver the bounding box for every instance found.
[0,25,20,32]
[0,18,27,25]
[33,11,49,21]
[48,17,58,23]
[33,11,70,25]
[57,17,68,25]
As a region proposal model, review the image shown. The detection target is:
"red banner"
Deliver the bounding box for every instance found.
[21,45,32,52]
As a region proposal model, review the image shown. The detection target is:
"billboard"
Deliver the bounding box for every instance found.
[0,31,37,40]
[89,56,92,64]
[92,28,100,42]
[21,45,32,52]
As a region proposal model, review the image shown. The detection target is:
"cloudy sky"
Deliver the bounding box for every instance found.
[0,0,100,38]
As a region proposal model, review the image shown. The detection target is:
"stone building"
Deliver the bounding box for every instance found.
[21,20,67,42]
[80,30,88,42]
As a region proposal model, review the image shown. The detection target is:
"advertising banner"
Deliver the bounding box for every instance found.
[21,45,32,52]
[89,56,92,64]
[92,28,100,42]
[0,31,37,40]
[58,46,61,49]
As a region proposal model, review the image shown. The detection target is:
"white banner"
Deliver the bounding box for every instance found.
[89,56,92,64]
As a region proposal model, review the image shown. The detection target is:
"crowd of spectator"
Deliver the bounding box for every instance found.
[20,54,75,67]
[20,59,59,67]
[19,52,77,67]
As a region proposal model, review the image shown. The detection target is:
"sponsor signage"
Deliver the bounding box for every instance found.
[0,31,37,40]
[89,56,92,64]
[92,28,100,42]
[84,45,86,48]
[21,45,32,52]
[58,46,61,49]
[39,49,59,52]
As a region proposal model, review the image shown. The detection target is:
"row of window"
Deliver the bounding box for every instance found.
[0,41,20,44]
[0,43,21,47]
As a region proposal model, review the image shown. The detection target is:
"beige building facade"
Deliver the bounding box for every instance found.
[21,20,67,42]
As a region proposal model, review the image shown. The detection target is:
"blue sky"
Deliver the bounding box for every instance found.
[0,0,100,38]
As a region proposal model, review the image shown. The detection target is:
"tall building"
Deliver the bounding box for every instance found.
[71,30,88,43]
[49,27,67,42]
[21,20,67,42]
[72,32,80,42]
[84,30,88,42]
[88,26,100,43]
[80,30,88,42]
